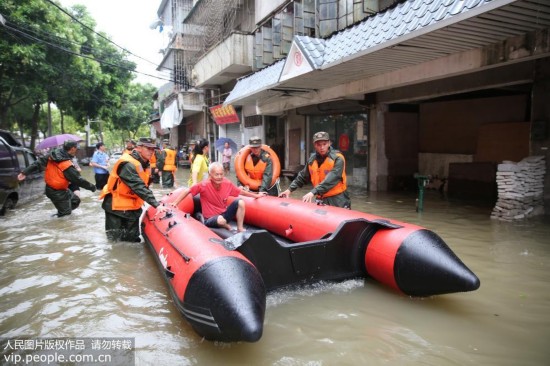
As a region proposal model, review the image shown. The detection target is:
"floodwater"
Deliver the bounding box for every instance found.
[1,167,549,366]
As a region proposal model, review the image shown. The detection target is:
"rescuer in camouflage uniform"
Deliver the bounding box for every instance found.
[279,131,351,209]
[237,136,279,196]
[156,139,177,188]
[18,140,96,217]
[100,137,168,242]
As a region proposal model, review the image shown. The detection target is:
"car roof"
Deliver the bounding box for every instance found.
[0,136,32,153]
[0,130,22,147]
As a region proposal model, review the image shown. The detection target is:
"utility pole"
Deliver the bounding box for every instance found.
[86,117,104,147]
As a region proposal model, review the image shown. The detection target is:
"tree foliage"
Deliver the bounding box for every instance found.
[111,83,157,142]
[0,0,155,150]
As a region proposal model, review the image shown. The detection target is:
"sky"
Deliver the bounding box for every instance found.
[58,0,169,87]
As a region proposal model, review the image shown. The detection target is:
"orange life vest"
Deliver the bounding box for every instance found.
[308,153,347,198]
[235,145,280,191]
[44,159,73,190]
[163,148,177,172]
[150,152,157,169]
[99,154,150,210]
[244,154,267,183]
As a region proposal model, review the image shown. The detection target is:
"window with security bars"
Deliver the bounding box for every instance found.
[174,50,191,91]
[244,115,262,128]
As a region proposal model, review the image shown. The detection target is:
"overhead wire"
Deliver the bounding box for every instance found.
[1,20,173,84]
[1,23,149,108]
[43,0,172,72]
[16,18,170,80]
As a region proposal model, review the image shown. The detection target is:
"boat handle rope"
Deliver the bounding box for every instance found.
[167,221,178,232]
[164,236,192,263]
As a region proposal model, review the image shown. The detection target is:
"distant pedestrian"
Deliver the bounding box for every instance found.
[123,139,136,155]
[188,138,210,186]
[90,142,109,190]
[222,142,232,174]
[149,145,161,184]
[157,139,177,188]
[18,141,96,217]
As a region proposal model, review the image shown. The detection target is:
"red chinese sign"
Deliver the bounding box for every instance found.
[210,104,240,125]
[339,133,350,152]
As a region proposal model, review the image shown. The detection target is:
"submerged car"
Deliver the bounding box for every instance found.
[108,152,123,166]
[0,136,45,215]
[79,157,91,166]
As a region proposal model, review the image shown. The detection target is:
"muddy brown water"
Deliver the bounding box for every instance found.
[1,167,548,365]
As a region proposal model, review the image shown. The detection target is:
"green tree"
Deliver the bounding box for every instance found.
[0,0,142,149]
[0,0,59,136]
[110,83,157,146]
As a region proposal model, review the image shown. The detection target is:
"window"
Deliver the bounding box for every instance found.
[244,115,262,128]
[16,151,26,169]
[0,141,13,170]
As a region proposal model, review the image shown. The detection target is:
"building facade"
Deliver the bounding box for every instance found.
[152,0,550,210]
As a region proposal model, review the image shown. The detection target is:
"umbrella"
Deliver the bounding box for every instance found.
[215,137,238,153]
[36,133,84,150]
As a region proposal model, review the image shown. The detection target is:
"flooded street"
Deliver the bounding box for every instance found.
[1,166,549,365]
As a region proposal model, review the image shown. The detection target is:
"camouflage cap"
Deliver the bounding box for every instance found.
[249,136,262,147]
[313,131,330,142]
[137,137,157,148]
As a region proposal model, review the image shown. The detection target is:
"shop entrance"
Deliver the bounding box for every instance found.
[309,114,369,188]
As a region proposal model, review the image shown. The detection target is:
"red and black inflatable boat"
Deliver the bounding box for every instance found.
[142,190,480,342]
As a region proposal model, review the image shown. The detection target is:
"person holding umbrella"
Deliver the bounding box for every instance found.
[18,140,97,217]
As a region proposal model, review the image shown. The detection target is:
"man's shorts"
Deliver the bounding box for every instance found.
[204,198,241,228]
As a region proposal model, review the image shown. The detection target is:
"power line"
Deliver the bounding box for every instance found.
[9,18,93,53]
[44,0,172,72]
[1,25,131,108]
[2,20,173,84]
[5,17,173,83]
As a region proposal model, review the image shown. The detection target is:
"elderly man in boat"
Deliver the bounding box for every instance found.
[171,162,266,232]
